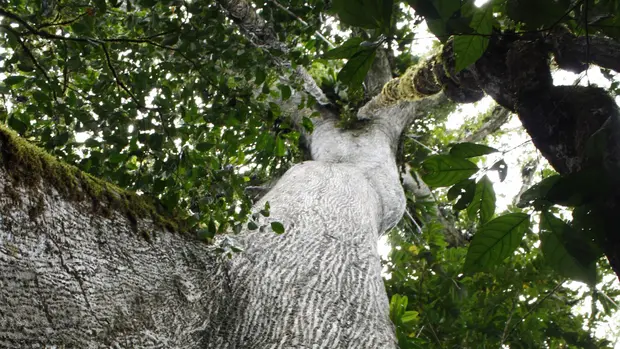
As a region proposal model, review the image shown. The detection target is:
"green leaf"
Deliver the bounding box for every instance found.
[248,221,259,230]
[279,85,292,100]
[275,136,286,157]
[8,115,28,134]
[4,76,26,86]
[546,167,611,207]
[453,5,492,72]
[196,142,215,151]
[148,133,164,151]
[467,175,495,224]
[331,0,392,29]
[271,221,285,234]
[539,211,597,285]
[449,142,498,158]
[32,90,50,104]
[93,0,107,15]
[507,0,571,29]
[161,34,180,46]
[401,310,419,323]
[301,117,314,133]
[255,68,267,85]
[517,175,560,208]
[323,37,364,59]
[490,159,508,182]
[420,155,478,188]
[337,48,377,87]
[447,178,476,210]
[464,213,530,272]
[433,0,462,20]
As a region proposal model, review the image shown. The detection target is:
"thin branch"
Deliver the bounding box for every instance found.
[0,25,52,84]
[37,13,87,30]
[504,280,566,342]
[98,41,149,110]
[268,0,334,48]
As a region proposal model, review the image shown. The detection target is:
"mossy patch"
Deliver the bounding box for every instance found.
[0,125,184,235]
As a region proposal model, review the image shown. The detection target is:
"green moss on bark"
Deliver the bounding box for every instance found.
[0,125,183,234]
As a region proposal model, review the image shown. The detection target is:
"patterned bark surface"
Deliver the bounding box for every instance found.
[0,170,223,348]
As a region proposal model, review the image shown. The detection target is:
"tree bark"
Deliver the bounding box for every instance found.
[0,147,226,347]
[209,102,419,348]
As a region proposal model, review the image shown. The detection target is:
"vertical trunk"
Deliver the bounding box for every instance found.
[210,112,414,347]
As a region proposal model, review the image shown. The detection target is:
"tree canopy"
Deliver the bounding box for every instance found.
[1,0,620,347]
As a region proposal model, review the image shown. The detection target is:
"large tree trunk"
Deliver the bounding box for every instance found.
[210,104,417,348]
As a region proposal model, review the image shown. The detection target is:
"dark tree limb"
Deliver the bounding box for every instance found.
[391,30,620,279]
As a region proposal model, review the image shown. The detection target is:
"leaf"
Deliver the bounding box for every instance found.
[8,115,28,134]
[490,159,508,182]
[274,136,286,157]
[279,85,292,100]
[546,167,610,207]
[323,37,364,59]
[247,221,259,230]
[507,0,571,29]
[464,213,530,272]
[196,142,215,151]
[161,34,180,46]
[93,0,107,15]
[447,179,476,210]
[337,48,377,87]
[517,175,561,208]
[467,175,495,224]
[433,0,462,20]
[271,221,285,234]
[539,211,597,285]
[255,68,267,85]
[449,142,498,158]
[301,116,314,133]
[420,155,478,188]
[401,310,419,323]
[331,0,392,29]
[32,90,50,104]
[4,76,26,86]
[453,5,492,72]
[147,133,164,151]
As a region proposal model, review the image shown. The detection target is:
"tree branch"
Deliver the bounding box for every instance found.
[216,0,330,106]
[462,106,512,143]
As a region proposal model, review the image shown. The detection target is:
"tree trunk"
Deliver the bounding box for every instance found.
[209,103,419,347]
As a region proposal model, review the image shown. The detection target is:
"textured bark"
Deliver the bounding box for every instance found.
[209,102,418,348]
[0,166,225,347]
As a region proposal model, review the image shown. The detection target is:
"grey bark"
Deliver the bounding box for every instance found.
[0,169,225,347]
[210,101,419,348]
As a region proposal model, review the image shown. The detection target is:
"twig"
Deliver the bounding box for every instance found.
[504,280,566,342]
[0,25,51,83]
[268,0,334,48]
[37,13,87,30]
[98,41,149,110]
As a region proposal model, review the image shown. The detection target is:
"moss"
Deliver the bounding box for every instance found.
[0,125,185,235]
